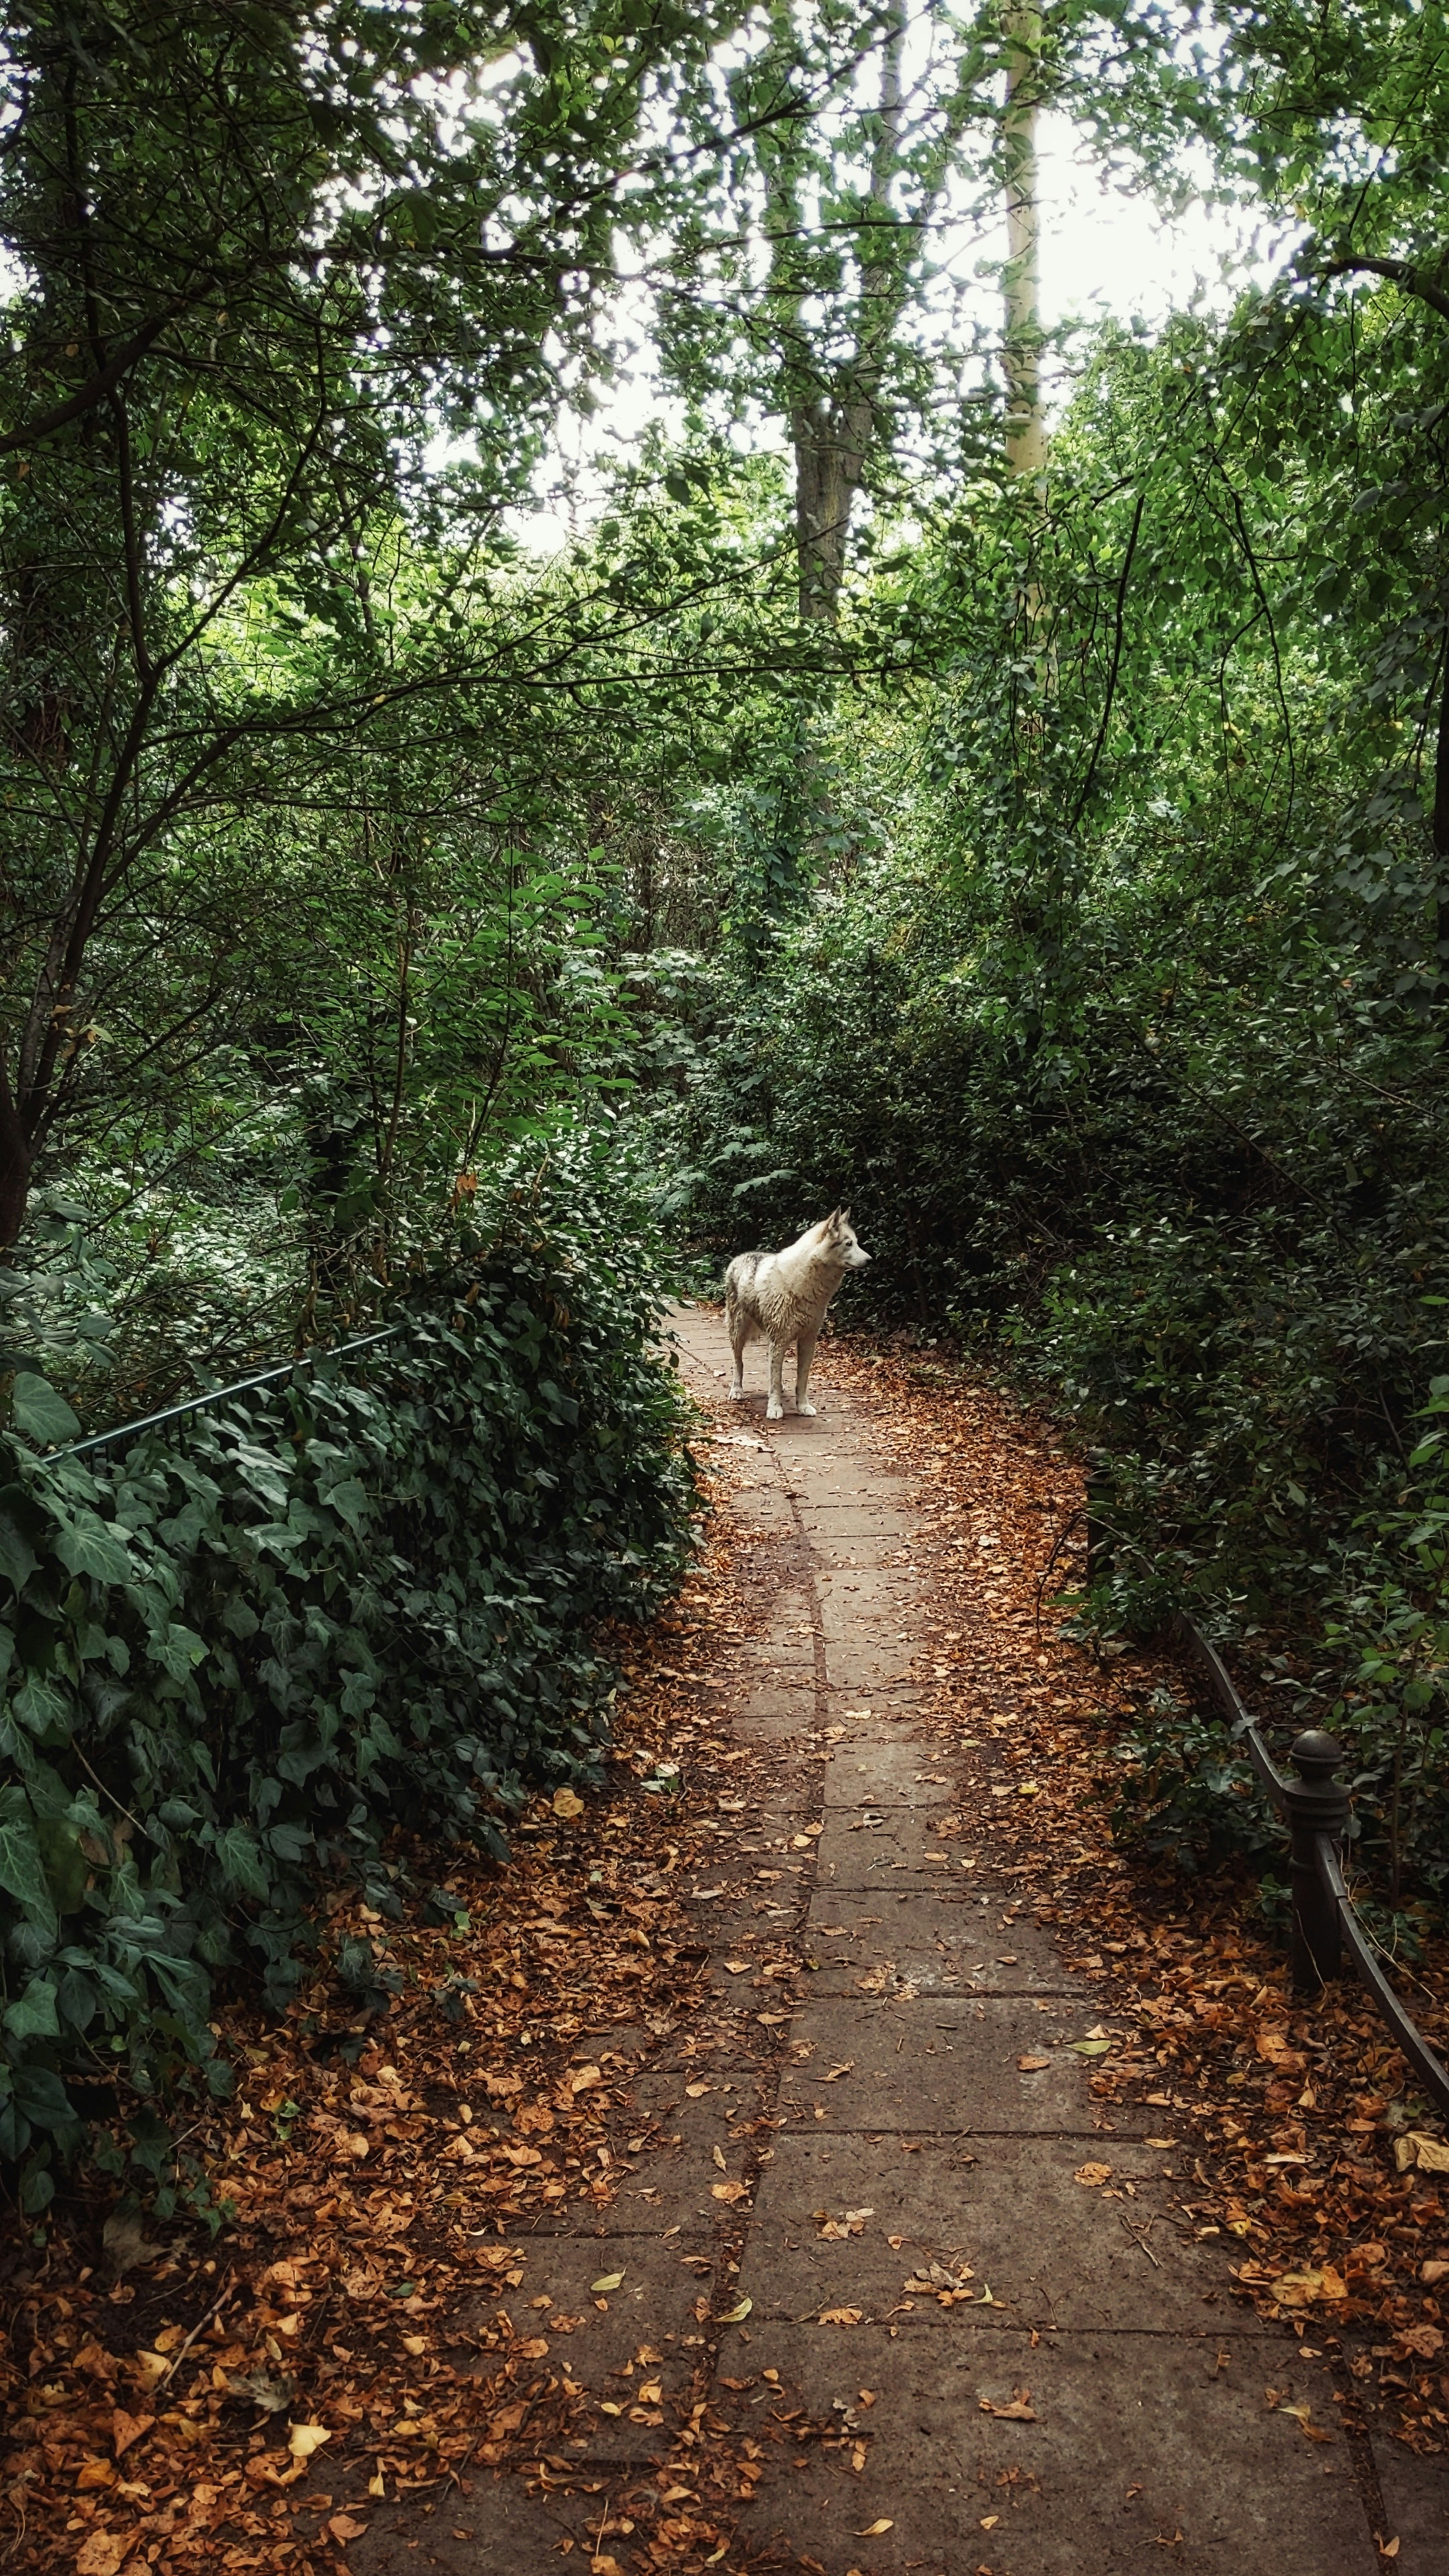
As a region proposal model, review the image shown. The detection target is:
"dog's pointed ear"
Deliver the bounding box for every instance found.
[840,1206,851,1224]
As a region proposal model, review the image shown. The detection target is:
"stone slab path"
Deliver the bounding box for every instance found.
[364,1307,1407,2575]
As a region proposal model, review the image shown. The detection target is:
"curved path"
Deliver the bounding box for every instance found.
[364,1307,1399,2575]
[665,1305,1380,2576]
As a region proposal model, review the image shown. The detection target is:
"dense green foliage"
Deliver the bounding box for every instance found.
[0,1160,693,2216]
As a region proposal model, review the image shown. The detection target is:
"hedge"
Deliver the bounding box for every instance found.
[0,1232,694,2218]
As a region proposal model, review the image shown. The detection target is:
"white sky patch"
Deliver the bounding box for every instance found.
[490,118,1294,557]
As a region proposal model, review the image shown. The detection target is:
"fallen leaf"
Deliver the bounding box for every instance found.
[551,1788,584,1821]
[518,2337,551,2359]
[1279,2402,1335,2443]
[712,2180,749,2203]
[591,2273,624,2293]
[110,2409,154,2459]
[1075,2163,1112,2188]
[1378,2538,1401,2561]
[75,2534,130,2576]
[685,2082,711,2098]
[225,2368,294,2414]
[1395,2131,1449,2176]
[1271,2269,1346,2308]
[723,1959,753,1974]
[823,2063,855,2082]
[328,2516,369,2544]
[712,2145,727,2170]
[1397,2324,1444,2360]
[1069,2039,1113,2057]
[1017,2054,1051,2072]
[131,2351,168,2394]
[819,2307,863,2326]
[857,2521,894,2537]
[979,2390,1037,2421]
[287,2423,333,2462]
[101,2210,154,2279]
[716,2297,753,2324]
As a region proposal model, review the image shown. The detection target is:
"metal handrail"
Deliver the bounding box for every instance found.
[1315,1838,1449,2118]
[1169,1609,1449,2117]
[1169,1614,1289,1809]
[52,1328,400,1461]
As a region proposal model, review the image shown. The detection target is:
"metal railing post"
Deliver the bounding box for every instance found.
[1284,1729,1349,1995]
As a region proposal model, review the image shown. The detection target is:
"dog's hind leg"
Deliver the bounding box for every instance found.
[794,1330,818,1417]
[765,1339,786,1421]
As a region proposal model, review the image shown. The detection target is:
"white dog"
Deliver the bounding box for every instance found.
[724,1210,870,1421]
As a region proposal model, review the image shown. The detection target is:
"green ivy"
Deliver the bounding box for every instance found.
[0,1226,694,2216]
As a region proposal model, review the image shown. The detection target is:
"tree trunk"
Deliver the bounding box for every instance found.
[1435,627,1449,968]
[0,1064,34,1249]
[794,394,875,624]
[785,4,906,625]
[1423,628,1433,968]
[1002,3,1047,480]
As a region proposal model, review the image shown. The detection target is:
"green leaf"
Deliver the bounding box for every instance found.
[321,1477,368,1533]
[212,1825,272,1901]
[3,1973,62,2042]
[0,1786,56,1931]
[54,1510,134,1586]
[11,1374,80,1445]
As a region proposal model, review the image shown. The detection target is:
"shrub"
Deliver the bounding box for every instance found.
[0,1220,694,2218]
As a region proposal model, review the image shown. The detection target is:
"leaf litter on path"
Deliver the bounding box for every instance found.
[7,1317,1448,2576]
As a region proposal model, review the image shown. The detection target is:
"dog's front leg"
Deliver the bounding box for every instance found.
[795,1330,818,1417]
[765,1339,786,1421]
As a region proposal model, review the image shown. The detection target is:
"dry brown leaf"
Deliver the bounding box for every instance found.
[1271,2268,1346,2308]
[74,2533,131,2576]
[1395,2131,1449,2176]
[1074,2163,1112,2188]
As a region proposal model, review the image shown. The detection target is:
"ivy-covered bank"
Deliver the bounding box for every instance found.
[0,1226,694,2220]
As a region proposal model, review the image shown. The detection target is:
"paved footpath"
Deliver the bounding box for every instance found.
[368,1307,1399,2575]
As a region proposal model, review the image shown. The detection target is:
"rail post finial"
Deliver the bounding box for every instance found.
[1285,1729,1350,1996]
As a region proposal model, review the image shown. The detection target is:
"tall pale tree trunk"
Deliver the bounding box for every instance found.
[1002,2,1047,480]
[784,4,906,625]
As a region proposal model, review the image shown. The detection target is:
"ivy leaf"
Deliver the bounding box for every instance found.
[0,1786,56,1932]
[11,1374,80,1446]
[3,1972,62,2041]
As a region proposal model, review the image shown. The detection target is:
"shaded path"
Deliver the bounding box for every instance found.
[669,1306,1379,2576]
[362,1308,1393,2575]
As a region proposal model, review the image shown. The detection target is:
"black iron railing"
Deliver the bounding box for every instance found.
[1169,1613,1449,2118]
[54,1328,400,1461]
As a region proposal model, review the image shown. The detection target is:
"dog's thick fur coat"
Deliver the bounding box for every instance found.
[724,1210,870,1419]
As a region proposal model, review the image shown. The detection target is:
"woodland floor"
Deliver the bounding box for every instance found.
[4,1311,1448,2575]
